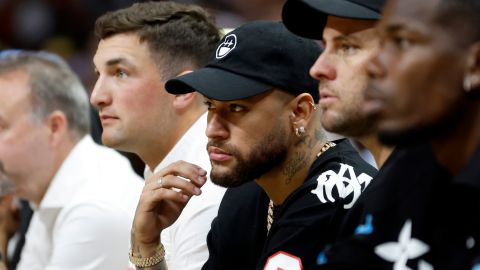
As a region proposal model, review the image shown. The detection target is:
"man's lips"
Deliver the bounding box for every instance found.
[207,146,232,162]
[99,113,119,123]
[319,89,336,98]
[319,89,338,106]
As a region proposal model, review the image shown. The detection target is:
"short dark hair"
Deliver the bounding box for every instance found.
[95,1,221,81]
[433,0,480,47]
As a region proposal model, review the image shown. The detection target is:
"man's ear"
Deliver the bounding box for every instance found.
[289,93,316,128]
[464,42,480,94]
[171,69,198,110]
[173,92,199,110]
[45,111,68,146]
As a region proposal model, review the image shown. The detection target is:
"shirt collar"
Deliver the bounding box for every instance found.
[39,135,94,209]
[144,113,207,179]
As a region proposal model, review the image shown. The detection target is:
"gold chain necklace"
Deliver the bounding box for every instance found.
[266,141,336,234]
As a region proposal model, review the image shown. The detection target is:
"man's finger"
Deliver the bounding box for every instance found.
[146,175,202,196]
[153,160,207,187]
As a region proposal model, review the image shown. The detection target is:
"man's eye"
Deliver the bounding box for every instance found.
[115,69,128,78]
[203,100,215,110]
[393,36,412,50]
[230,104,245,112]
[338,44,358,55]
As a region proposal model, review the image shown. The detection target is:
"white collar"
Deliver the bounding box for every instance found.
[39,135,95,209]
[144,113,207,179]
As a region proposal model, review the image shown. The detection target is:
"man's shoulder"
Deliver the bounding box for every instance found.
[64,140,143,216]
[314,139,378,177]
[289,139,378,211]
[362,144,446,204]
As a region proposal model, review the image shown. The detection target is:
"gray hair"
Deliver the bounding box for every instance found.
[0,50,90,140]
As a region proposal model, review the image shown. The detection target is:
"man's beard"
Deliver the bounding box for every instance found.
[321,102,377,139]
[326,111,377,139]
[209,124,290,188]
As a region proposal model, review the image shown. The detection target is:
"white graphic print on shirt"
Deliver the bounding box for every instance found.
[311,163,373,209]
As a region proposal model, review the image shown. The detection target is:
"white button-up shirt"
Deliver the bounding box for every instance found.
[17,136,143,270]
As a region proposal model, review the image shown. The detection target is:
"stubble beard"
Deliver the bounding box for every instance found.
[321,105,377,139]
[209,124,290,188]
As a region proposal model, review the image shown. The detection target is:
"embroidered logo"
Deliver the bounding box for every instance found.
[375,220,432,270]
[311,163,373,209]
[216,34,237,59]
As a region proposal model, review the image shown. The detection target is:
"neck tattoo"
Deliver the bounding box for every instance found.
[266,141,336,234]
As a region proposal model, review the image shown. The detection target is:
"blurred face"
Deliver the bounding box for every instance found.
[205,90,293,187]
[0,71,54,202]
[92,33,174,154]
[366,0,466,145]
[310,16,379,138]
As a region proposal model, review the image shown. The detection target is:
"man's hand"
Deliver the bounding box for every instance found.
[131,161,207,257]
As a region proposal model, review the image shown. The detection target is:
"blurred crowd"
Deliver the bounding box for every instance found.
[0,0,286,91]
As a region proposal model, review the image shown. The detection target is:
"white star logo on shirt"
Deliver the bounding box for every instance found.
[374,220,430,270]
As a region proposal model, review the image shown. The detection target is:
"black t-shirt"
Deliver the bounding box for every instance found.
[446,147,480,269]
[202,139,377,270]
[314,145,480,270]
[202,181,269,270]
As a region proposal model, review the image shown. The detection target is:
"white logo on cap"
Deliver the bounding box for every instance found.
[216,34,237,59]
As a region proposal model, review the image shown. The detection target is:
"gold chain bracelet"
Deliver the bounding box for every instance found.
[129,243,165,268]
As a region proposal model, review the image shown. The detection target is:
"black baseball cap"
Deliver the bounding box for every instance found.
[282,0,385,39]
[165,21,320,102]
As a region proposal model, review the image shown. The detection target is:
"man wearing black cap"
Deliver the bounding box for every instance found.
[281,1,471,269]
[283,0,392,168]
[161,21,377,270]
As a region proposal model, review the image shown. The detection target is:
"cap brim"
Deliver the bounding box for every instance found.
[165,67,273,101]
[283,0,381,39]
